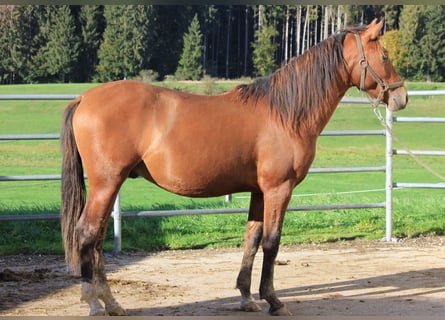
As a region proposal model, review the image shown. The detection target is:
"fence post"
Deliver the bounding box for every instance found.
[385,109,393,241]
[112,192,122,254]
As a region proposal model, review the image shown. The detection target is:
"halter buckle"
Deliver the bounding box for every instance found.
[381,82,390,92]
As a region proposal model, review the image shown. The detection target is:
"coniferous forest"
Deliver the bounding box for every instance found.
[1,5,444,84]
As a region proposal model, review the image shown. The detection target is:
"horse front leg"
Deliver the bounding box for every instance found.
[236,192,264,312]
[78,191,127,316]
[259,185,293,316]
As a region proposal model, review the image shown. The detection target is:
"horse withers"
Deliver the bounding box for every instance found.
[61,19,407,316]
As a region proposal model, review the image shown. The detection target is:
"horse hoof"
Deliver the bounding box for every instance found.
[89,308,107,316]
[106,305,128,316]
[240,300,262,312]
[269,304,292,316]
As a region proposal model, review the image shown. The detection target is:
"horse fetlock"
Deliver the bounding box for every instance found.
[81,282,95,301]
[259,283,275,301]
[236,272,251,291]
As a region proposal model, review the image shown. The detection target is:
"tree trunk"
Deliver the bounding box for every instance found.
[289,16,293,57]
[203,34,207,75]
[225,6,231,79]
[296,5,301,55]
[302,6,309,53]
[337,5,343,30]
[314,6,318,45]
[323,5,330,39]
[258,5,262,31]
[236,7,241,78]
[284,5,289,62]
[244,6,248,76]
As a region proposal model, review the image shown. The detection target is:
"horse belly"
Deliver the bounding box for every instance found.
[141,147,257,197]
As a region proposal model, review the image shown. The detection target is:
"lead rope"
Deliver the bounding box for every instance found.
[373,106,445,182]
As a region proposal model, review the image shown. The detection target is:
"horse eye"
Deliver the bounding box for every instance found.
[382,49,389,62]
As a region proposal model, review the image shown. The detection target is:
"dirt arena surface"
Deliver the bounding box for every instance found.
[1,237,445,316]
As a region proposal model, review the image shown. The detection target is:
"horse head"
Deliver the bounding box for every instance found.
[345,19,408,112]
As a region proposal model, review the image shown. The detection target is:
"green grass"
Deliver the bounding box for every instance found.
[0,81,444,255]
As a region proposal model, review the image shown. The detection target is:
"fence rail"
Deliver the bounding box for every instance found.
[1,91,444,250]
[391,114,445,191]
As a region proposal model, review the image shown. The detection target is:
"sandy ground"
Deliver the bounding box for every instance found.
[1,237,445,316]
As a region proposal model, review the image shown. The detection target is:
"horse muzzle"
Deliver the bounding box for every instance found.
[387,86,408,112]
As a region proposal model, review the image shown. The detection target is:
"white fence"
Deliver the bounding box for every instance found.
[1,91,444,252]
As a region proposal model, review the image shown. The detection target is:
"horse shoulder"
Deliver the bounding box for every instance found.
[255,127,318,191]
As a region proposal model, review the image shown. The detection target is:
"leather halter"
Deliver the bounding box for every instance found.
[354,32,404,108]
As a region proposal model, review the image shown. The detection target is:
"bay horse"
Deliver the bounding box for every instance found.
[61,19,407,316]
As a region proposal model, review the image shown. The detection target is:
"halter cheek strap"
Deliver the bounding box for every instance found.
[354,32,404,109]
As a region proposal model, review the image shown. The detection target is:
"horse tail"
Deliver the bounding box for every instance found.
[60,97,84,274]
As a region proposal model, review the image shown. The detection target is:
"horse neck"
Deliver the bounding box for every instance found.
[318,83,350,135]
[297,76,351,138]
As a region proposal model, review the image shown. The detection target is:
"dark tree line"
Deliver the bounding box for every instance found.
[1,5,444,84]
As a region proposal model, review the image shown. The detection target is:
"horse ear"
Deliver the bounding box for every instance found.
[366,18,384,41]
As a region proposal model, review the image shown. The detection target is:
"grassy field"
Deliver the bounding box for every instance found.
[0,80,444,255]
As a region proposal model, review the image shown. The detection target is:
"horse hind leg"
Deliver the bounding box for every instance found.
[236,192,264,312]
[237,220,263,312]
[77,181,127,316]
[81,263,125,316]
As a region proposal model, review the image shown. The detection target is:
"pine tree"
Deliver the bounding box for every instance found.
[79,5,104,82]
[4,4,444,82]
[43,5,79,82]
[175,14,203,80]
[96,5,152,82]
[148,6,195,78]
[398,5,422,79]
[0,6,14,83]
[5,6,43,83]
[252,5,278,76]
[95,6,123,81]
[417,6,445,81]
[383,5,402,31]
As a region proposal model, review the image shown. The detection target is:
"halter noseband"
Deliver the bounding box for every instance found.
[354,32,404,110]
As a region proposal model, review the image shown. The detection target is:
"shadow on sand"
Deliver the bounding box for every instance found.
[1,250,444,316]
